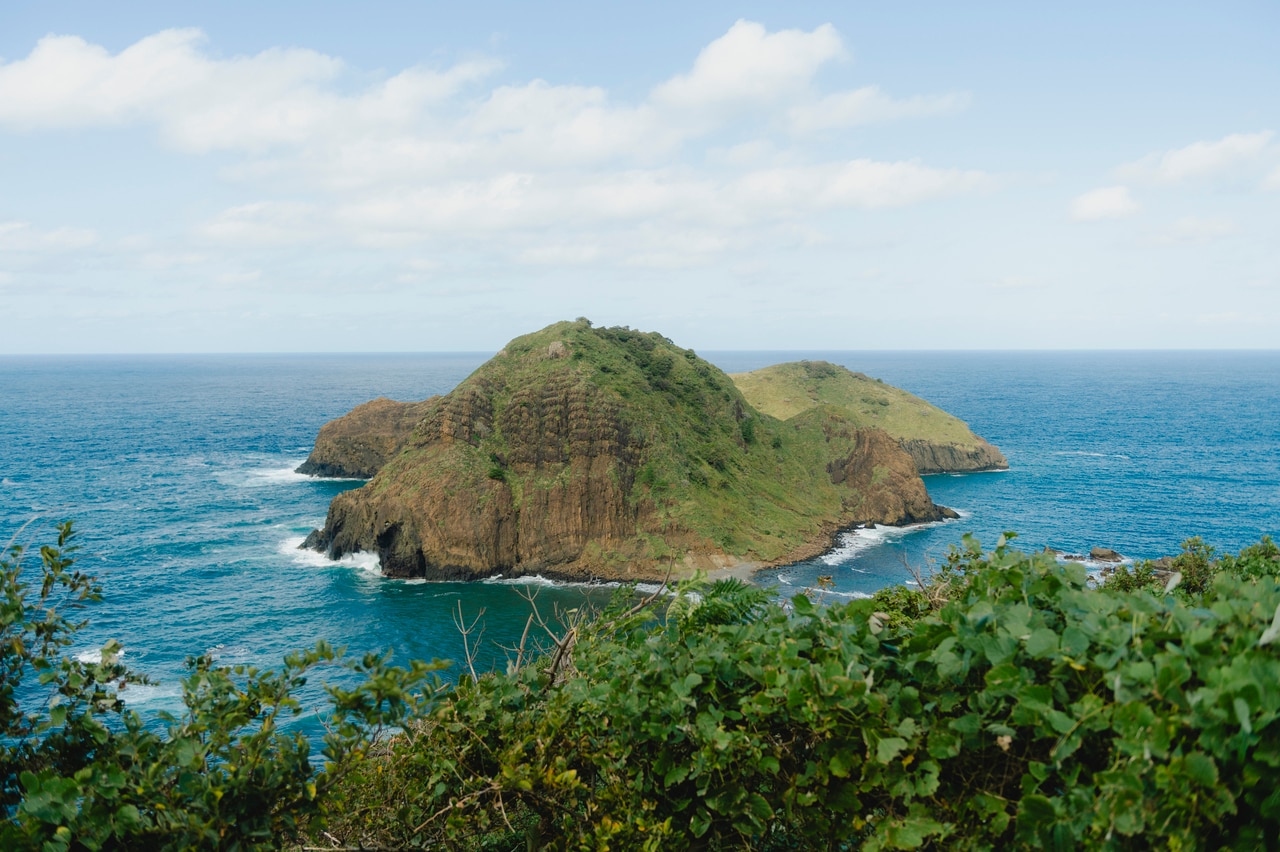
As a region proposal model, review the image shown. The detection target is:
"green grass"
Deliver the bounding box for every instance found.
[730,359,985,448]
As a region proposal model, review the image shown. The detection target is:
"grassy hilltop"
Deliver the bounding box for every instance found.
[732,360,1008,473]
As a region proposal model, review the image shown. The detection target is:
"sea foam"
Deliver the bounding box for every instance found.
[281,535,381,574]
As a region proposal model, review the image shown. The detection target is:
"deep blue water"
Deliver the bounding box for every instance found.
[2,351,1277,718]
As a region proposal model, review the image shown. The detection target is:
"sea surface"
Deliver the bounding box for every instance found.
[2,351,1277,720]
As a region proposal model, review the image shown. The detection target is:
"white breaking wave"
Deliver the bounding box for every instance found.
[819,515,961,567]
[242,463,312,486]
[118,682,184,709]
[821,589,874,600]
[74,646,127,665]
[280,536,381,574]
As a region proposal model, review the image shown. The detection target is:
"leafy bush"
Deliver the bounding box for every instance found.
[2,523,439,851]
[324,535,1280,850]
[7,523,1280,850]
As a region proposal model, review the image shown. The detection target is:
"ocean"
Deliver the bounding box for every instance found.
[2,350,1277,719]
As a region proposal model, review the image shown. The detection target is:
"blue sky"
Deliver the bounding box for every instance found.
[1,1,1277,352]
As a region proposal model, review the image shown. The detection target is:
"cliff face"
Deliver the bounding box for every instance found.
[731,361,1008,474]
[816,417,959,525]
[303,321,955,582]
[898,437,1008,475]
[296,397,439,478]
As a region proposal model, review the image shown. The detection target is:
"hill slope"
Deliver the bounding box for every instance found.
[730,360,1007,473]
[303,321,952,581]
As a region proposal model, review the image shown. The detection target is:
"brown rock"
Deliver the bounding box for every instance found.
[898,437,1009,474]
[296,396,439,478]
[830,428,956,525]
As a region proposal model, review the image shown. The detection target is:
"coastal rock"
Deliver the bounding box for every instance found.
[896,437,1008,475]
[1090,547,1124,563]
[731,360,1008,474]
[296,396,439,479]
[838,429,960,524]
[304,320,956,582]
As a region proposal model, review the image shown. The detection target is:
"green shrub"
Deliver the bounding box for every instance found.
[8,524,1280,850]
[1,523,440,851]
[324,535,1280,850]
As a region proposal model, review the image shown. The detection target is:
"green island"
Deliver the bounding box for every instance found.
[299,319,1004,582]
[4,524,1279,849]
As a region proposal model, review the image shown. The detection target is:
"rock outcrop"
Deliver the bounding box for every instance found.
[296,396,439,478]
[302,321,956,582]
[897,437,1008,475]
[731,361,1008,474]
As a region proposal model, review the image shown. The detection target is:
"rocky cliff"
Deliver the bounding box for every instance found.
[731,361,1008,474]
[302,321,955,582]
[296,396,439,478]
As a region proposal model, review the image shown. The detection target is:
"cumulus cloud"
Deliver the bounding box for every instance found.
[651,20,843,111]
[1070,186,1139,221]
[1118,131,1275,184]
[0,221,99,250]
[789,86,970,134]
[0,21,988,264]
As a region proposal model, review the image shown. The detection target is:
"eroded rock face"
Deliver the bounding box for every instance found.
[309,367,654,580]
[834,429,959,525]
[296,397,438,479]
[898,437,1008,475]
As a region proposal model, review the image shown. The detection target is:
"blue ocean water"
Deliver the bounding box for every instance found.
[2,351,1278,718]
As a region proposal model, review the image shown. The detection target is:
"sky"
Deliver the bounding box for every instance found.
[1,1,1277,353]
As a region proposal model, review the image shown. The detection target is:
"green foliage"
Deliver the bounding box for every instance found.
[2,523,441,851]
[11,523,1280,849]
[1103,535,1278,598]
[324,535,1280,850]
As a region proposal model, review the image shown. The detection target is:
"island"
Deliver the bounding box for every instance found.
[299,320,1005,582]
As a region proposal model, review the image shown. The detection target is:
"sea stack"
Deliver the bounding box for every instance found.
[301,320,961,582]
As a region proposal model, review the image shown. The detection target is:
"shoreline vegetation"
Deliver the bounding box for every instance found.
[4,523,1278,849]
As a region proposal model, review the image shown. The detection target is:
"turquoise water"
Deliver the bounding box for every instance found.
[2,351,1277,717]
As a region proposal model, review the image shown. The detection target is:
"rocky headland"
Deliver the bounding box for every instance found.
[300,321,996,582]
[296,396,439,478]
[730,360,1008,474]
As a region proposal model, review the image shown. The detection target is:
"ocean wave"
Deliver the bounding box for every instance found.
[280,536,381,574]
[822,589,874,600]
[74,646,128,665]
[118,682,184,709]
[819,516,958,567]
[1051,451,1131,461]
[480,574,651,592]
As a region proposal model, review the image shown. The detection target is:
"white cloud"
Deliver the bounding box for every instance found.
[1149,216,1236,245]
[1070,186,1139,221]
[1266,165,1280,191]
[0,221,99,251]
[2,22,988,268]
[789,86,970,134]
[201,202,319,246]
[1118,131,1275,184]
[651,20,843,112]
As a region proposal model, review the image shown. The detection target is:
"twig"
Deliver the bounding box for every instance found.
[452,601,487,682]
